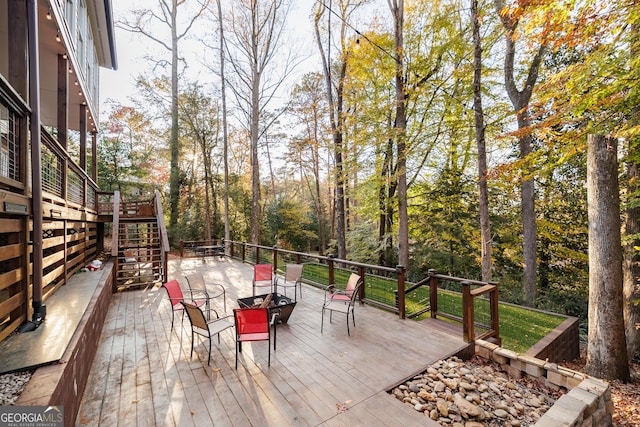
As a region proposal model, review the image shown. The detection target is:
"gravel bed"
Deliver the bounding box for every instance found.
[390,355,565,426]
[0,370,33,405]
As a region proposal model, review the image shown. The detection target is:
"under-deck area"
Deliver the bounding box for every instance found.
[76,257,468,426]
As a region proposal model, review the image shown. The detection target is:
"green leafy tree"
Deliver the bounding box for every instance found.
[265,198,316,251]
[97,104,155,195]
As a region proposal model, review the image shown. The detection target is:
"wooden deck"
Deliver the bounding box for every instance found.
[76,257,468,426]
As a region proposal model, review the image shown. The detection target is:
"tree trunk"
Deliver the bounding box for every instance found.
[202,137,212,241]
[314,6,347,259]
[312,123,326,254]
[217,0,230,247]
[495,0,544,305]
[623,22,640,361]
[168,0,180,246]
[472,0,492,281]
[624,140,640,361]
[250,73,261,245]
[585,134,630,381]
[390,0,409,270]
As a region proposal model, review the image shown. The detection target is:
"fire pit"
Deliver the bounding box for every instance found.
[237,293,297,324]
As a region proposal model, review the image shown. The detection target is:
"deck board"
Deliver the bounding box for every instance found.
[77,258,467,426]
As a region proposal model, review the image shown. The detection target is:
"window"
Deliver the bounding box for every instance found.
[65,0,76,41]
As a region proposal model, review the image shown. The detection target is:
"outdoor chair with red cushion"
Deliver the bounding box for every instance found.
[321,273,363,336]
[233,307,275,369]
[253,263,274,296]
[161,279,207,333]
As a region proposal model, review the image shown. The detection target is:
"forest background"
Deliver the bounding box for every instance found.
[87,0,639,369]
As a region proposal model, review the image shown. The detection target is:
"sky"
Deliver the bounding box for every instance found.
[98,0,323,121]
[98,0,390,123]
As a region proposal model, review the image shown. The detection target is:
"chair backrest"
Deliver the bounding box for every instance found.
[185,272,206,291]
[254,264,272,282]
[234,307,269,335]
[183,301,207,331]
[285,264,303,281]
[163,279,184,308]
[345,273,361,295]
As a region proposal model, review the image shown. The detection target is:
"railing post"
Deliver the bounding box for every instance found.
[328,254,335,287]
[256,246,260,264]
[462,281,474,342]
[242,242,246,263]
[179,240,184,258]
[273,246,278,272]
[490,284,500,343]
[357,265,365,302]
[396,265,405,319]
[428,269,438,318]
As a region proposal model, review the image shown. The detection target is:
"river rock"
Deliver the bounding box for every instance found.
[389,356,562,426]
[453,393,481,417]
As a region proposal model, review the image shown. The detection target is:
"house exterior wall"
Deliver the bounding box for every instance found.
[0,0,116,343]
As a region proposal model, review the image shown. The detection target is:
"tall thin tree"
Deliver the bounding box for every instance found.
[120,0,210,246]
[494,0,544,304]
[387,0,409,270]
[472,0,492,281]
[225,0,296,245]
[313,0,359,259]
[216,0,231,248]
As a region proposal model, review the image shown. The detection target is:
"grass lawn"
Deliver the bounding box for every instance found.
[300,263,566,354]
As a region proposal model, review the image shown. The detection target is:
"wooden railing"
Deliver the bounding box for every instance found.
[423,269,500,344]
[0,84,103,342]
[216,240,500,344]
[154,190,170,283]
[40,128,99,213]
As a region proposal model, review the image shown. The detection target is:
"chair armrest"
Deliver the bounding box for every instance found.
[328,285,349,295]
[208,314,233,324]
[270,312,279,326]
[188,289,210,299]
[208,284,226,298]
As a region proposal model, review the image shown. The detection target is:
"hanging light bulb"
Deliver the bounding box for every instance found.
[46,9,52,20]
[55,32,61,42]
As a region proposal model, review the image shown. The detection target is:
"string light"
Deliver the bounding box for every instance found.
[317,0,398,63]
[55,32,61,42]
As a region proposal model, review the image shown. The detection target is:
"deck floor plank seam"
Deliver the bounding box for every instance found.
[76,258,467,426]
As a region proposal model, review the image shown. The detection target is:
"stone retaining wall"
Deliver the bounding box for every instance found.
[475,340,613,427]
[17,263,113,427]
[525,316,580,363]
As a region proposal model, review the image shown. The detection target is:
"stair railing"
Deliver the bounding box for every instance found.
[111,191,121,291]
[153,190,170,283]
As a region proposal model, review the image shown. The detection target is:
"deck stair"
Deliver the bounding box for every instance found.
[111,191,169,291]
[116,218,162,289]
